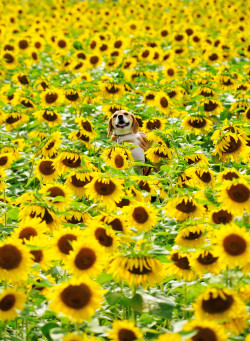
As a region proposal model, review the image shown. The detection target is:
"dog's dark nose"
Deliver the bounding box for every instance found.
[118,114,124,120]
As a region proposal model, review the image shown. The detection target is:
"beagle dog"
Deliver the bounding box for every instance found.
[108,110,145,171]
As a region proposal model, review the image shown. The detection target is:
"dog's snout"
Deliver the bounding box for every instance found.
[118,114,123,119]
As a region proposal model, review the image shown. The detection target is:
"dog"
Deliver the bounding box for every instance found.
[108,110,145,173]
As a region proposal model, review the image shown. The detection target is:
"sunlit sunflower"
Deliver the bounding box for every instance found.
[40,131,62,158]
[165,251,196,281]
[213,132,246,162]
[189,249,222,278]
[40,183,73,211]
[13,217,48,243]
[68,130,92,148]
[61,210,90,226]
[86,221,118,252]
[0,153,15,170]
[33,109,62,127]
[216,168,242,183]
[65,170,94,198]
[164,196,205,221]
[99,214,130,235]
[41,88,63,107]
[209,208,234,225]
[64,89,83,107]
[108,320,143,341]
[107,253,166,288]
[100,82,124,100]
[212,224,250,268]
[0,238,32,282]
[88,54,103,68]
[193,86,216,99]
[55,151,82,175]
[121,57,137,71]
[1,52,17,69]
[202,99,224,116]
[143,90,158,106]
[0,288,26,321]
[143,117,166,133]
[12,73,30,87]
[75,117,96,139]
[48,277,105,322]
[183,319,228,341]
[185,167,215,188]
[182,116,213,135]
[85,176,124,208]
[64,239,106,278]
[155,92,170,114]
[193,287,247,321]
[108,149,132,170]
[4,113,29,131]
[145,145,173,163]
[35,158,58,183]
[217,180,250,215]
[183,153,209,166]
[26,236,52,271]
[122,202,159,232]
[175,223,207,248]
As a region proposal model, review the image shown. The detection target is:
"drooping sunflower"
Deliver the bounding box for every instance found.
[65,170,94,198]
[182,116,213,135]
[64,89,83,107]
[40,132,62,158]
[193,287,247,322]
[41,88,64,107]
[142,117,166,132]
[183,153,209,166]
[145,144,173,163]
[48,277,105,322]
[216,168,242,183]
[212,224,250,268]
[185,167,215,188]
[75,117,96,139]
[40,183,73,211]
[107,254,166,288]
[12,73,30,87]
[61,210,90,226]
[213,131,246,162]
[183,319,228,341]
[108,320,143,341]
[165,251,196,281]
[164,196,206,221]
[64,239,106,279]
[209,208,234,225]
[68,130,92,148]
[175,223,207,248]
[202,99,224,116]
[35,158,58,183]
[122,202,159,232]
[85,176,124,208]
[4,112,29,131]
[0,288,26,321]
[33,109,62,127]
[100,82,125,100]
[99,214,130,235]
[0,238,32,282]
[189,249,222,278]
[217,180,250,215]
[55,151,82,175]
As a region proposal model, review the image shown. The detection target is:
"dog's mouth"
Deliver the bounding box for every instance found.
[116,122,130,128]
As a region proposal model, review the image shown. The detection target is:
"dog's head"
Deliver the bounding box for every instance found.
[108,110,139,137]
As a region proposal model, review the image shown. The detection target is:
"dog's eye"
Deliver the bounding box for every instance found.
[113,114,117,118]
[123,112,129,116]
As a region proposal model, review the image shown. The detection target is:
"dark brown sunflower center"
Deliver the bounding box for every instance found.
[114,155,124,168]
[223,233,247,256]
[60,284,91,309]
[197,252,218,265]
[192,327,217,341]
[175,34,184,41]
[58,39,66,48]
[204,101,218,111]
[138,181,150,192]
[18,75,29,85]
[58,234,77,254]
[94,228,113,247]
[222,172,239,181]
[105,85,119,94]
[45,93,58,104]
[142,50,150,58]
[39,160,56,176]
[108,218,123,232]
[21,99,34,108]
[227,183,250,203]
[35,42,41,49]
[146,94,155,100]
[222,79,233,86]
[6,115,21,124]
[19,40,28,49]
[188,118,206,128]
[81,121,92,132]
[118,328,137,341]
[128,261,152,275]
[77,52,86,59]
[66,215,84,224]
[161,30,168,37]
[223,136,241,154]
[34,208,54,224]
[168,90,176,98]
[19,227,37,240]
[62,156,81,168]
[100,44,108,51]
[74,248,96,270]
[183,230,203,240]
[146,119,161,130]
[212,210,233,224]
[154,149,168,158]
[42,110,58,122]
[116,198,130,208]
[202,293,234,314]
[47,186,65,199]
[94,180,116,196]
[90,56,99,65]
[176,199,196,213]
[71,174,92,188]
[0,156,8,166]
[45,141,55,150]
[114,40,122,48]
[195,171,211,183]
[160,97,168,108]
[132,206,149,224]
[65,93,79,101]
[208,53,219,61]
[30,250,43,263]
[76,132,90,142]
[171,253,191,269]
[186,156,202,165]
[0,244,22,270]
[4,53,14,63]
[0,294,16,312]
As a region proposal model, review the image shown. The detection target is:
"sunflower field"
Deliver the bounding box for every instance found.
[0,0,250,340]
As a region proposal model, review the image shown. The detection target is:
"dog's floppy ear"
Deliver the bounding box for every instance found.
[108,117,113,137]
[131,114,139,134]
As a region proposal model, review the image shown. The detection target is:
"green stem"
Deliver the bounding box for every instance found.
[183,283,187,320]
[26,320,29,341]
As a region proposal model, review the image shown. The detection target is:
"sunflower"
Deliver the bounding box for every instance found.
[209,208,234,225]
[0,153,15,170]
[12,73,30,87]
[155,92,170,114]
[162,63,177,81]
[143,117,166,132]
[108,320,143,341]
[189,249,222,278]
[0,288,26,321]
[13,217,48,242]
[122,202,159,232]
[88,54,103,68]
[0,238,32,282]
[202,99,224,116]
[64,239,106,278]
[85,176,124,208]
[193,287,247,322]
[145,145,173,163]
[157,333,181,341]
[40,132,62,158]
[5,113,29,131]
[55,151,82,175]
[33,109,62,127]
[61,210,90,226]
[121,57,137,71]
[1,52,17,69]
[164,196,205,221]
[40,183,73,211]
[216,168,242,183]
[28,131,47,147]
[100,82,125,100]
[86,221,118,252]
[165,251,196,281]
[185,167,215,188]
[41,88,63,107]
[183,319,228,341]
[75,117,96,139]
[107,254,166,288]
[26,236,52,271]
[48,277,105,322]
[63,333,83,341]
[213,132,246,162]
[217,180,250,215]
[182,116,213,135]
[108,149,132,170]
[143,90,158,106]
[68,130,92,148]
[212,224,250,268]
[12,95,36,111]
[65,171,94,198]
[35,158,58,183]
[183,153,209,166]
[99,214,130,235]
[175,223,207,248]
[64,89,83,107]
